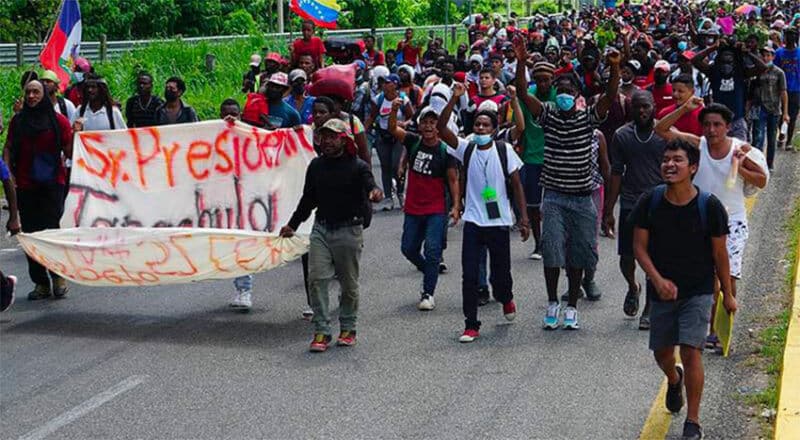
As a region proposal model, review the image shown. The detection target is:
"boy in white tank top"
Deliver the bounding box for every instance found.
[655,99,769,350]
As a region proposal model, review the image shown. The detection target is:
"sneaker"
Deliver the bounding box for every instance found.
[502,300,516,321]
[418,294,435,311]
[681,420,703,440]
[229,291,252,310]
[528,249,542,260]
[1,275,17,312]
[52,278,69,299]
[582,279,602,301]
[459,328,479,343]
[543,302,561,329]
[560,287,585,302]
[301,307,314,320]
[27,284,52,301]
[309,333,331,352]
[638,313,650,330]
[438,261,448,274]
[562,306,579,330]
[477,286,490,306]
[336,330,357,346]
[666,364,685,413]
[380,198,394,211]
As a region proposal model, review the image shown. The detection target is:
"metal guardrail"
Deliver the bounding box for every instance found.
[0,24,477,67]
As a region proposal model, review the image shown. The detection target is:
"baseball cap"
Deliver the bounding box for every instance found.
[416,106,439,124]
[40,69,60,84]
[761,46,775,54]
[74,57,91,72]
[680,50,696,60]
[249,54,262,67]
[386,74,401,85]
[319,118,355,146]
[626,59,642,71]
[469,54,484,65]
[267,72,289,87]
[265,52,287,65]
[654,60,671,71]
[477,100,499,113]
[289,69,307,83]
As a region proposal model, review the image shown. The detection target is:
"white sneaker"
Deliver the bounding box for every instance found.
[528,250,542,260]
[301,307,314,320]
[229,291,252,310]
[418,294,435,311]
[562,306,579,330]
[543,301,561,329]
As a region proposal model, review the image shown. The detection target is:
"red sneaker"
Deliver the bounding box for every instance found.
[309,333,331,352]
[459,328,480,343]
[336,330,357,347]
[503,300,517,321]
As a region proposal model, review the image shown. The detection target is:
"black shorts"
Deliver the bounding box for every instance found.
[617,208,634,257]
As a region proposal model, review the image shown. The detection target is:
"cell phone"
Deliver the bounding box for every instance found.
[486,201,501,219]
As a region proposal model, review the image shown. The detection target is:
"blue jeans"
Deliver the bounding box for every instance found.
[461,222,513,330]
[752,109,779,169]
[401,213,446,295]
[233,275,253,292]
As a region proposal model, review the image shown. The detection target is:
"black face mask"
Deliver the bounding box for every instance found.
[655,74,668,85]
[266,89,284,100]
[292,83,305,95]
[165,90,179,102]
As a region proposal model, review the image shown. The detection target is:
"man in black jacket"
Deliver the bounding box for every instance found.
[280,119,383,353]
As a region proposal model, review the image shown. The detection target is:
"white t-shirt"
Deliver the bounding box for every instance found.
[694,136,749,223]
[373,93,409,130]
[448,137,522,227]
[53,98,77,124]
[77,104,127,131]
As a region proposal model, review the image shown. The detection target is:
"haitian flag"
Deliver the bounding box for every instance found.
[290,0,341,29]
[39,0,82,92]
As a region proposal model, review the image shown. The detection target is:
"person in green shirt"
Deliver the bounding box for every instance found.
[515,61,557,260]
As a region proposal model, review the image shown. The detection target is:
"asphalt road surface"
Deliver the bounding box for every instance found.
[2,152,798,440]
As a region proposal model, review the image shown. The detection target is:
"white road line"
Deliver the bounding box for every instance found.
[0,248,19,253]
[18,375,148,440]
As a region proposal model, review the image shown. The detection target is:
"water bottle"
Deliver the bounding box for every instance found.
[780,121,789,138]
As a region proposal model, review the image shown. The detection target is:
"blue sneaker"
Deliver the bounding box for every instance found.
[562,306,580,330]
[543,302,561,329]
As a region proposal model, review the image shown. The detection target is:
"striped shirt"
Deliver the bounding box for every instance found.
[537,102,605,194]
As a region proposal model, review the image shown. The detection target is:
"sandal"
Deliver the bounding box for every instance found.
[623,284,640,317]
[705,334,720,350]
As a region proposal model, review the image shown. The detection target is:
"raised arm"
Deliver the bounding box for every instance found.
[387,98,407,142]
[654,96,703,147]
[436,82,466,149]
[506,85,525,142]
[595,48,622,119]
[691,40,717,75]
[512,34,543,117]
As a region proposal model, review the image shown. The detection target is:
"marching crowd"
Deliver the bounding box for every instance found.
[2,1,800,437]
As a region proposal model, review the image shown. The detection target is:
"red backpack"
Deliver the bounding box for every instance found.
[242,93,268,127]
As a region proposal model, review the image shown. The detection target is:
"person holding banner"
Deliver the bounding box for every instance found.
[280,118,383,353]
[2,80,73,300]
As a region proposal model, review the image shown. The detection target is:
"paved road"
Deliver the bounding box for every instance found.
[1,153,798,440]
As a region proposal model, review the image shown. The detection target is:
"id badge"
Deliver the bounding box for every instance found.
[482,186,500,219]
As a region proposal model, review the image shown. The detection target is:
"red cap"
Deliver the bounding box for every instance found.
[265,52,287,65]
[680,50,696,60]
[453,71,466,83]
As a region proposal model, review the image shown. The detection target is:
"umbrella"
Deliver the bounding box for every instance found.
[734,4,759,16]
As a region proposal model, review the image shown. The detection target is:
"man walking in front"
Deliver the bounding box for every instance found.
[632,139,736,440]
[280,119,382,352]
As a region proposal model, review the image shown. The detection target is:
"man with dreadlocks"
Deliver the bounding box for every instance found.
[2,80,73,300]
[73,74,127,132]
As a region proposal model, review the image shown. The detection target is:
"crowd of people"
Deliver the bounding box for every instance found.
[2,1,799,437]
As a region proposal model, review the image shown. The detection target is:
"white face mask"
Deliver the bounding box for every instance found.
[73,72,84,82]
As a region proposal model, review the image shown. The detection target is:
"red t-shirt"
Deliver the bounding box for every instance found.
[650,84,674,116]
[633,68,655,89]
[397,40,421,66]
[402,133,455,215]
[658,104,704,137]
[363,49,385,67]
[292,37,326,66]
[5,112,71,189]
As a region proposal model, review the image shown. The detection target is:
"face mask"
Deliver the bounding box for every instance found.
[766,61,774,67]
[621,78,633,85]
[292,83,305,94]
[706,38,716,46]
[73,72,84,83]
[556,93,575,111]
[164,90,179,102]
[472,133,493,145]
[678,41,688,51]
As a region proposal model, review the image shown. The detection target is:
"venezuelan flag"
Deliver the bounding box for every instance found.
[290,0,341,29]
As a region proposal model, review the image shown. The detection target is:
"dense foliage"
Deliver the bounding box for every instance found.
[1,0,562,43]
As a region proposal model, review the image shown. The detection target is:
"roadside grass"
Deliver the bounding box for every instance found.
[747,196,800,437]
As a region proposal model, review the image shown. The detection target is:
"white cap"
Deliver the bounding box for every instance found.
[289,69,307,82]
[249,54,262,67]
[477,100,499,113]
[469,54,484,65]
[416,106,438,125]
[398,64,415,81]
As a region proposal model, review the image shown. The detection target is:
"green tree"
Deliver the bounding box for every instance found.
[223,9,260,36]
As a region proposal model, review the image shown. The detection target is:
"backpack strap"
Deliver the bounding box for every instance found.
[106,104,115,130]
[495,140,511,181]
[462,141,478,190]
[648,184,667,221]
[697,190,710,233]
[57,97,68,118]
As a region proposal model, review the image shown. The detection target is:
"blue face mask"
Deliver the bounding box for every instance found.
[472,133,493,145]
[73,72,84,83]
[678,41,688,51]
[556,93,575,112]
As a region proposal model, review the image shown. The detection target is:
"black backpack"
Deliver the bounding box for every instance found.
[79,103,115,130]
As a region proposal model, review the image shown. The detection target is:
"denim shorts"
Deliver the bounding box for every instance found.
[522,163,544,208]
[648,293,714,351]
[540,190,598,270]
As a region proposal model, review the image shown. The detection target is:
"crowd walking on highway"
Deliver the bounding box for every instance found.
[3,1,800,438]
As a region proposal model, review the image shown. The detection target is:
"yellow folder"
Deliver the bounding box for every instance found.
[713,291,735,357]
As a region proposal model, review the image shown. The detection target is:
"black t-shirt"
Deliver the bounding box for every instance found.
[631,187,729,301]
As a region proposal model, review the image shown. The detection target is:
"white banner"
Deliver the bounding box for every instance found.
[18,120,316,286]
[17,228,309,286]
